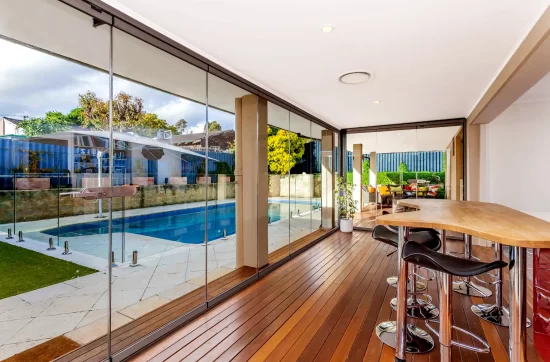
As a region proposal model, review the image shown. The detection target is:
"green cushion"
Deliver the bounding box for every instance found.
[390,186,403,193]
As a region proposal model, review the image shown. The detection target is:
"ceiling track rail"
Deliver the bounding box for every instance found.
[58,0,338,132]
[344,118,466,134]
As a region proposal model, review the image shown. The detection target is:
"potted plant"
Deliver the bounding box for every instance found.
[335,176,358,232]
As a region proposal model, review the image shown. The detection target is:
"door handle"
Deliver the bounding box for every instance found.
[60,185,137,200]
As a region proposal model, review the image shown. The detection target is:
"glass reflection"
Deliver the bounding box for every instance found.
[267,102,291,263]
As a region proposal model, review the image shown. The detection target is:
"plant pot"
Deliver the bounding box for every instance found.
[340,218,353,233]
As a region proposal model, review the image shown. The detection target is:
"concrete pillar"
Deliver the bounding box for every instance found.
[466,123,480,202]
[369,151,377,203]
[321,130,334,229]
[466,123,489,246]
[352,144,362,209]
[235,95,268,269]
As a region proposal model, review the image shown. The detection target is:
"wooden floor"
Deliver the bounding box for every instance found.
[128,230,542,362]
[353,205,392,229]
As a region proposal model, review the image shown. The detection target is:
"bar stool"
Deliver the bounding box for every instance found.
[471,242,532,327]
[452,235,493,297]
[402,240,507,360]
[375,226,439,353]
[373,225,440,292]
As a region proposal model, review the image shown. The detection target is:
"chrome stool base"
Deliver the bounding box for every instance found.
[387,276,426,292]
[375,321,434,354]
[391,297,439,320]
[452,280,492,297]
[471,304,531,328]
[425,319,490,353]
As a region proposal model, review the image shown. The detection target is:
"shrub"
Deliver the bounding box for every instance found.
[376,172,445,185]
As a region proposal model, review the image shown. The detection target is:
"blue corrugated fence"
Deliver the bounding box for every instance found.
[346,150,444,172]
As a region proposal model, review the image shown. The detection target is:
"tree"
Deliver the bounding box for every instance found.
[362,158,370,186]
[17,111,77,137]
[267,126,308,175]
[205,121,222,132]
[78,91,176,137]
[174,119,187,134]
[398,161,409,173]
[18,91,177,138]
[137,113,177,138]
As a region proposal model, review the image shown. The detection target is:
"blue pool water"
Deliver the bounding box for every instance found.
[42,203,283,244]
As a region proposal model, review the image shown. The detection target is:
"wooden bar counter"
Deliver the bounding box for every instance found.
[376,199,550,362]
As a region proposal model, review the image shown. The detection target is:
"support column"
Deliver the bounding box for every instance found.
[352,144,362,209]
[321,130,334,229]
[369,151,377,203]
[235,95,268,269]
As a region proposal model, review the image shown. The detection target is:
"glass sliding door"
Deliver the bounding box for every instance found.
[206,74,257,300]
[109,27,209,354]
[0,0,112,360]
[416,125,463,201]
[266,102,291,264]
[289,112,312,253]
[349,132,378,229]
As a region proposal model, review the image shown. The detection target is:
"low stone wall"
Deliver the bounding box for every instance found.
[268,174,321,198]
[0,183,236,224]
[268,175,280,197]
[280,174,313,198]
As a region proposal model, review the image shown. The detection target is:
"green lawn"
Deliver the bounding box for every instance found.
[0,242,97,299]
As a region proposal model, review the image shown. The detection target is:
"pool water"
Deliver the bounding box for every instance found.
[42,203,286,244]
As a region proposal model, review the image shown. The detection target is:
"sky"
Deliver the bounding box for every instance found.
[0,38,235,134]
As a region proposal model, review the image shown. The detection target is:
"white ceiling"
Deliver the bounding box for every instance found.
[103,0,550,129]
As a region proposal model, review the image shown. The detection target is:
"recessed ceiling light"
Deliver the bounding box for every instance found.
[373,100,381,104]
[338,72,371,84]
[322,25,335,33]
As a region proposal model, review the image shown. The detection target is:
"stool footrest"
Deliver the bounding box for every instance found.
[415,267,437,282]
[472,274,499,286]
[453,279,492,297]
[425,319,490,354]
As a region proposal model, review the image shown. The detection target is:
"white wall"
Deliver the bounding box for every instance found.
[4,121,18,135]
[481,100,550,221]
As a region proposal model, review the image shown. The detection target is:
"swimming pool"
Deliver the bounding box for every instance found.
[42,203,288,244]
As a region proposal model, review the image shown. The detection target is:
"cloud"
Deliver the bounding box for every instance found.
[0,37,235,133]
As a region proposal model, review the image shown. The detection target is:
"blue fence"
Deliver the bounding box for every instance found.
[346,150,445,173]
[0,137,239,189]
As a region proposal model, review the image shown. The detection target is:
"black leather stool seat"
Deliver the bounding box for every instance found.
[372,225,441,252]
[402,241,507,277]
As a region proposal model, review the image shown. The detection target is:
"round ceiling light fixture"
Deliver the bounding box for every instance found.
[372,100,382,104]
[322,25,335,33]
[338,71,371,85]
